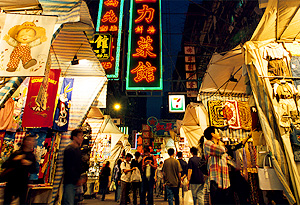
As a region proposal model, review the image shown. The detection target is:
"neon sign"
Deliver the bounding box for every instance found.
[126,0,163,90]
[94,0,125,79]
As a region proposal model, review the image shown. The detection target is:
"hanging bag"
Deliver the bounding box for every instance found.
[257,154,284,190]
[130,168,142,182]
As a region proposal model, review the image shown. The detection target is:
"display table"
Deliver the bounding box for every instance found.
[27,184,53,204]
[0,183,52,205]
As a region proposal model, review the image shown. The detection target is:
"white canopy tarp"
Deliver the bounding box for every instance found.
[199,45,246,94]
[180,102,209,148]
[251,0,300,41]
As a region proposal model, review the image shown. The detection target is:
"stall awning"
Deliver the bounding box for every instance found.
[199,45,246,95]
[251,0,300,41]
[0,0,40,10]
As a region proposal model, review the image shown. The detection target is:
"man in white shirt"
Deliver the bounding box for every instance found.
[120,153,135,205]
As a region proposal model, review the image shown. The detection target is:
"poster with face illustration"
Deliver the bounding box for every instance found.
[0,14,57,76]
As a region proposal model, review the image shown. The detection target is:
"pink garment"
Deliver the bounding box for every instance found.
[0,98,14,130]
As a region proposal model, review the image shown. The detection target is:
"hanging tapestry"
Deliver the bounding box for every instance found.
[0,14,57,77]
[22,69,60,128]
[13,131,26,150]
[223,100,241,129]
[38,135,53,181]
[0,132,15,166]
[28,129,47,180]
[53,78,74,131]
[208,100,225,128]
[0,131,5,154]
[238,101,252,130]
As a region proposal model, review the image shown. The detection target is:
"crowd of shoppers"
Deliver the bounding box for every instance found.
[104,126,252,205]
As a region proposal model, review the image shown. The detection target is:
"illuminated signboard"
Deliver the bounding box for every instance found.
[168,95,185,113]
[95,0,125,79]
[90,33,112,60]
[126,0,163,90]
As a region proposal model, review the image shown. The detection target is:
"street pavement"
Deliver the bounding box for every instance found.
[80,192,168,205]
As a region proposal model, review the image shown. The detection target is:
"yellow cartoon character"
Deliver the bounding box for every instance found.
[3,21,47,72]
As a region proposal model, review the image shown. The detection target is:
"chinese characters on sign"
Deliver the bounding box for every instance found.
[94,0,125,78]
[184,45,198,97]
[126,0,163,90]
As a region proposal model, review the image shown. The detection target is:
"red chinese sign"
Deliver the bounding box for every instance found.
[126,0,162,90]
[93,0,124,78]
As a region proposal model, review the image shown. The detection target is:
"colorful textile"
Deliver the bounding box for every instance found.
[13,131,26,150]
[0,131,5,154]
[238,101,252,130]
[38,135,54,181]
[53,78,74,131]
[28,129,47,180]
[208,100,225,128]
[0,77,25,108]
[223,100,241,129]
[204,140,230,189]
[22,69,61,128]
[0,98,14,130]
[0,132,15,165]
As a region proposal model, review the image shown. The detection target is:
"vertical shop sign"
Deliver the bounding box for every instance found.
[184,45,198,97]
[53,78,74,132]
[95,0,125,79]
[126,0,163,90]
[22,69,60,128]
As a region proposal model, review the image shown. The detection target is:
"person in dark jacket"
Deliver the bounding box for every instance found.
[62,129,85,205]
[131,151,142,205]
[177,151,188,198]
[99,161,111,201]
[3,134,37,205]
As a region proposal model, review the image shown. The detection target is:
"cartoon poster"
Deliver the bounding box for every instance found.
[53,78,74,132]
[0,14,57,76]
[22,69,61,128]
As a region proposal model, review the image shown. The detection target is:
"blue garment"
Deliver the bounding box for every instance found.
[62,183,76,205]
[290,56,300,87]
[166,185,179,205]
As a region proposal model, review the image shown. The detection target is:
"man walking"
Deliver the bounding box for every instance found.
[141,147,157,205]
[187,147,205,205]
[62,129,85,205]
[177,151,188,199]
[163,148,182,205]
[120,153,135,205]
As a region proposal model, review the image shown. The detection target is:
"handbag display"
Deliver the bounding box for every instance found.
[257,155,284,190]
[130,168,142,182]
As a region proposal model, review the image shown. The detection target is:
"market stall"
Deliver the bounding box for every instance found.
[0,0,108,204]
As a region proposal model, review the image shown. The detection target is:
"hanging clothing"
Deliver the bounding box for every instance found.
[268,59,290,77]
[290,56,300,87]
[0,98,14,130]
[238,101,252,130]
[274,82,297,99]
[208,100,226,128]
[263,43,289,60]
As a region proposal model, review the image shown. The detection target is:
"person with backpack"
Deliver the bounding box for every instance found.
[120,153,135,205]
[187,147,205,205]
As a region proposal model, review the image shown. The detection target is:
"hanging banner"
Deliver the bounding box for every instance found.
[0,14,57,76]
[53,78,74,131]
[95,0,125,79]
[126,0,163,90]
[22,69,60,128]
